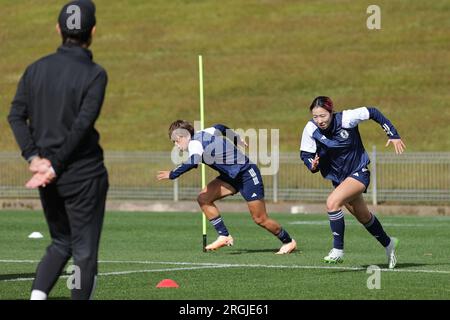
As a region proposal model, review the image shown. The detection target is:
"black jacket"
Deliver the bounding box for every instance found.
[8,44,108,185]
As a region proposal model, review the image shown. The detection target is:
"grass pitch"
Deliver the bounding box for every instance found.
[0,210,449,300]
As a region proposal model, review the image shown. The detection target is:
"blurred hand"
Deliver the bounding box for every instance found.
[25,167,56,189]
[311,154,320,171]
[237,138,248,148]
[29,157,51,173]
[386,139,406,155]
[157,171,170,180]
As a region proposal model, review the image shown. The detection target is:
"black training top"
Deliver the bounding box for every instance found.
[8,44,108,185]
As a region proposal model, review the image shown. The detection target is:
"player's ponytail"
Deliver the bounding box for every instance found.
[309,96,333,113]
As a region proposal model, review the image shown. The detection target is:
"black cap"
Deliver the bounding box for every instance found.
[58,0,96,35]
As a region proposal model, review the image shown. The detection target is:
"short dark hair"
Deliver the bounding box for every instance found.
[168,120,194,140]
[61,31,93,46]
[310,96,334,113]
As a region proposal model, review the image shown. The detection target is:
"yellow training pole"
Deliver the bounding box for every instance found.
[198,55,207,252]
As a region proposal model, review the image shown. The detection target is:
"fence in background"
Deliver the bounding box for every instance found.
[1,150,449,204]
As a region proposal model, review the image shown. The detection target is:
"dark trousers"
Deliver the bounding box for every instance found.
[32,172,108,300]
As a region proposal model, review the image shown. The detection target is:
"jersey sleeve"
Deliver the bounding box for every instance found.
[342,107,401,139]
[169,154,201,179]
[7,68,40,161]
[300,121,317,153]
[300,122,319,173]
[367,107,401,139]
[188,140,204,157]
[341,107,370,128]
[169,140,203,179]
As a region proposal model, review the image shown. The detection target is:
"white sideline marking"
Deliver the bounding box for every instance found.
[100,265,229,276]
[1,259,450,283]
[1,265,230,282]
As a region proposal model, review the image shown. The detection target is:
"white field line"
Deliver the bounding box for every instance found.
[1,265,230,282]
[1,259,450,283]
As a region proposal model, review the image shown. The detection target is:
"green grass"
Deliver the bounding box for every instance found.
[1,210,449,299]
[1,0,450,152]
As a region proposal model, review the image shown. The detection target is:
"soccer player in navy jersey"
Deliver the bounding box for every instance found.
[300,96,406,268]
[157,120,297,254]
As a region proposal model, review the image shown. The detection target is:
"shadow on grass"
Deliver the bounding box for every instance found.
[362,262,450,269]
[227,248,302,255]
[328,262,447,273]
[0,273,35,281]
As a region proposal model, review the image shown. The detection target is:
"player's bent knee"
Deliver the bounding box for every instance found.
[326,196,342,212]
[197,193,212,206]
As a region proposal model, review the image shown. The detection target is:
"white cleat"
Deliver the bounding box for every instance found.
[386,237,399,269]
[324,248,344,264]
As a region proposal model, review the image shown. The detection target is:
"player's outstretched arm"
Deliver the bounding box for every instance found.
[157,171,170,180]
[367,107,401,139]
[367,107,405,154]
[157,153,201,181]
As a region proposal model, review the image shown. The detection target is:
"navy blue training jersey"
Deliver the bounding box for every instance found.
[169,124,251,180]
[300,107,401,185]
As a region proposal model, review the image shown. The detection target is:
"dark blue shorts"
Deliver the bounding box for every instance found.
[216,164,265,202]
[332,167,371,193]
